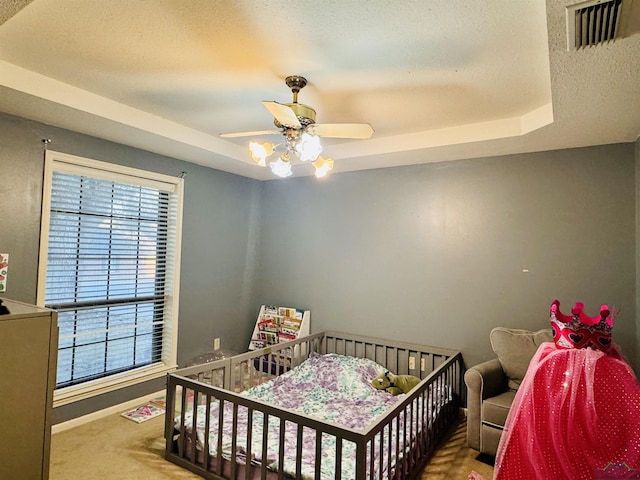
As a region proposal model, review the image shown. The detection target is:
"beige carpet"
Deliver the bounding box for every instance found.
[419,418,494,480]
[50,412,494,479]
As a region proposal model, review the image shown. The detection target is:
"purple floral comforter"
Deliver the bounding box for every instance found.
[177,353,448,479]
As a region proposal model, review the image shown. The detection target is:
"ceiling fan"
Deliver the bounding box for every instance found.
[220,75,374,178]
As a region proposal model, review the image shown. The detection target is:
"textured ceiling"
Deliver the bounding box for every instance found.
[0,0,638,180]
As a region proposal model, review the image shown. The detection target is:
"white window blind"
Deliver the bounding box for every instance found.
[38,151,182,394]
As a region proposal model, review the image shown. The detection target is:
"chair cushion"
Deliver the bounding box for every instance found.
[482,390,516,427]
[490,327,553,390]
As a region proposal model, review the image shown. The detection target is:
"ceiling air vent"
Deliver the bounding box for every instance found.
[566,0,623,49]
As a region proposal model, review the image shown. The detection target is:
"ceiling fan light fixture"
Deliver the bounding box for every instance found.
[221,75,373,179]
[296,132,322,162]
[270,157,293,178]
[249,141,274,167]
[313,156,334,178]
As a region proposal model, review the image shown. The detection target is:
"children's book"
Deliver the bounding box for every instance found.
[121,403,165,423]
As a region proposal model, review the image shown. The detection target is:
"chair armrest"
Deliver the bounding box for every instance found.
[466,358,508,399]
[464,358,508,450]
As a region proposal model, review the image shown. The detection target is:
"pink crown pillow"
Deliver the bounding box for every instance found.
[549,299,613,352]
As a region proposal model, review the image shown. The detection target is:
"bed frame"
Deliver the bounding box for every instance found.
[164,331,463,480]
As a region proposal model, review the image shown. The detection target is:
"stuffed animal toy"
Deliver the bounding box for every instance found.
[371,371,421,395]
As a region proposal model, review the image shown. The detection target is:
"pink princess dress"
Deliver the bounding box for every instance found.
[493,300,640,480]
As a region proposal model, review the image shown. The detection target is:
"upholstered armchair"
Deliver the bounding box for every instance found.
[465,327,553,456]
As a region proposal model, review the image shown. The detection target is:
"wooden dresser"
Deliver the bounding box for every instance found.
[0,298,58,480]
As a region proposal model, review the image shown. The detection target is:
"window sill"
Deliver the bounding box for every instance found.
[53,362,177,407]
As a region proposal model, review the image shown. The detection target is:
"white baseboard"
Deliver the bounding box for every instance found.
[52,389,165,434]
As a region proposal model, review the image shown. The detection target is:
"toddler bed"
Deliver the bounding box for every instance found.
[164,331,463,480]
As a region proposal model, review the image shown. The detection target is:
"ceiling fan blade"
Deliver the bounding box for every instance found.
[262,101,302,129]
[311,123,374,139]
[220,129,280,138]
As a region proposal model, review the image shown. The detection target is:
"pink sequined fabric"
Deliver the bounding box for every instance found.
[493,303,640,480]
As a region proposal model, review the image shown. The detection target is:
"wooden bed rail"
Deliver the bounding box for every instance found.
[320,331,460,378]
[357,352,464,477]
[174,331,460,390]
[164,331,463,480]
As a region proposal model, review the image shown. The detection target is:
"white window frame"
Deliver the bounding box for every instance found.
[37,150,183,406]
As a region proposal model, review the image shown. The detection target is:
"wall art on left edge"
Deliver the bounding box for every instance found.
[0,253,8,292]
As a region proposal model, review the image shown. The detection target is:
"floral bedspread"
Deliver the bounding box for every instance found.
[177,353,447,480]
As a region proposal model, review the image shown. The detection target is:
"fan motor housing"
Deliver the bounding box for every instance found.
[274,103,317,129]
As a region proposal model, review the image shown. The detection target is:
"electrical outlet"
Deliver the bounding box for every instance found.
[213,337,220,350]
[421,358,426,371]
[409,356,415,370]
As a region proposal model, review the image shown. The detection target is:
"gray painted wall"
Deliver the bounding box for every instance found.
[1,110,637,423]
[257,144,637,372]
[0,112,262,422]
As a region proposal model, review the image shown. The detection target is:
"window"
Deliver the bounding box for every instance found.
[37,151,183,404]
